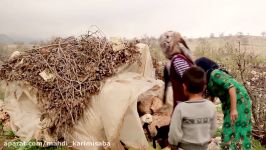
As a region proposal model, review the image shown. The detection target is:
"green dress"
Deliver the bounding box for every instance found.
[208,69,252,150]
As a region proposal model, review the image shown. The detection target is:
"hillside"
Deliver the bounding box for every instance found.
[0,34,13,44]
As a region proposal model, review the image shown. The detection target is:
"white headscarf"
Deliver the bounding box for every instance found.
[159,31,192,61]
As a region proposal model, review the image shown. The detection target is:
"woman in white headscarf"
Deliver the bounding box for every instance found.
[159,31,194,109]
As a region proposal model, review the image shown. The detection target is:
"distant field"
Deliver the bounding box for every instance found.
[1,35,266,61]
[187,36,266,57]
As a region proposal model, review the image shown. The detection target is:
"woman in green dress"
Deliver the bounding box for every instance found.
[195,57,252,150]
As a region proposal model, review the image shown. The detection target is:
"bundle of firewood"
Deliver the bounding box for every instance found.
[137,85,172,138]
[0,31,140,138]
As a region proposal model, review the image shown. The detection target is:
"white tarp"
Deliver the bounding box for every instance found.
[2,43,167,150]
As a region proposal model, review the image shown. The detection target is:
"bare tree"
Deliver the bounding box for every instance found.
[261,31,266,37]
[235,42,266,144]
[209,33,215,38]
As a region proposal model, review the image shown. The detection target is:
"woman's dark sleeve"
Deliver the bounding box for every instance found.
[163,66,170,104]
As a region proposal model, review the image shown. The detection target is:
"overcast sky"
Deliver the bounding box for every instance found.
[1,0,266,39]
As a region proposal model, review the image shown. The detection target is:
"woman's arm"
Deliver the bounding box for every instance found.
[163,66,170,104]
[228,87,238,124]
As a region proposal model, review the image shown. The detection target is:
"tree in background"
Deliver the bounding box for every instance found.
[236,32,244,37]
[261,31,266,37]
[210,33,215,38]
[219,32,224,38]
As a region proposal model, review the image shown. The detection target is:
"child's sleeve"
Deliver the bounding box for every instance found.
[211,70,234,90]
[168,106,183,146]
[210,106,217,137]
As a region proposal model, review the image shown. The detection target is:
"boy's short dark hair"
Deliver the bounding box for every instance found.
[182,66,206,94]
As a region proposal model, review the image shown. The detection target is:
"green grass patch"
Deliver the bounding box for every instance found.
[216,104,222,113]
[3,130,16,138]
[253,139,266,150]
[214,128,222,137]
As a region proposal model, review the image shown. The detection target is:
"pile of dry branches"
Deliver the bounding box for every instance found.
[0,31,140,138]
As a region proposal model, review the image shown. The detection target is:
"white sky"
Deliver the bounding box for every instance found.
[1,0,266,39]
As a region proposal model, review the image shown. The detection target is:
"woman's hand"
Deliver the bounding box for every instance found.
[228,87,238,124]
[230,109,238,124]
